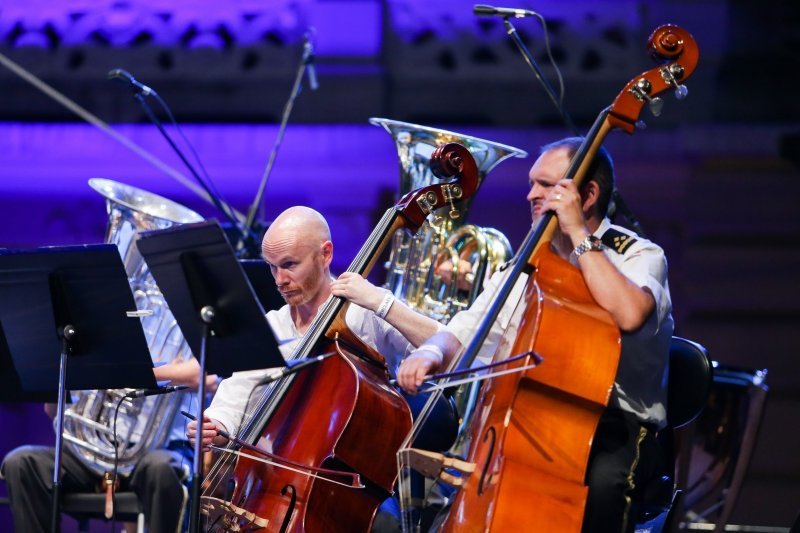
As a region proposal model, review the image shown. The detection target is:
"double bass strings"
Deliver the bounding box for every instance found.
[200,285,366,498]
[211,448,365,489]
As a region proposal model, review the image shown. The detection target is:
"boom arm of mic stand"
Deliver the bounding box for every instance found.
[242,46,313,240]
[149,91,236,221]
[0,51,244,219]
[503,17,578,136]
[502,18,647,236]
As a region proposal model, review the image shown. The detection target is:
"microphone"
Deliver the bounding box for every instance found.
[126,385,189,398]
[473,4,537,18]
[302,33,319,91]
[107,68,155,97]
[257,352,335,386]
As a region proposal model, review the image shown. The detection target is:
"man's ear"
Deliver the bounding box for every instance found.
[321,240,333,265]
[581,180,600,215]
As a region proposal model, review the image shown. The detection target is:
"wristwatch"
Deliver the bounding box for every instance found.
[574,235,604,257]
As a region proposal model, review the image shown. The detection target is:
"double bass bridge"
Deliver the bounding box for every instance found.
[403,448,476,487]
[200,496,269,532]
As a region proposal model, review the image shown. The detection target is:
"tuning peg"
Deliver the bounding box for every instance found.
[630,78,663,117]
[429,215,445,230]
[447,198,460,219]
[662,64,689,101]
[637,91,663,117]
[443,183,462,220]
[648,96,664,117]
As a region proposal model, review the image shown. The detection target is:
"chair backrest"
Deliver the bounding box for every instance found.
[667,336,713,429]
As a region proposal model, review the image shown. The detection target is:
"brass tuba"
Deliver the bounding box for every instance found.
[61,178,203,476]
[370,118,526,322]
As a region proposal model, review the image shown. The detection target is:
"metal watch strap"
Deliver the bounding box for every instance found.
[574,235,603,257]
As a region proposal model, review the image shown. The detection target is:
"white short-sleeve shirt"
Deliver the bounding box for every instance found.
[204,300,414,437]
[445,218,673,428]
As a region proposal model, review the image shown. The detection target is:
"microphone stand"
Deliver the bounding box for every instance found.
[502,15,647,236]
[502,17,578,136]
[242,38,316,247]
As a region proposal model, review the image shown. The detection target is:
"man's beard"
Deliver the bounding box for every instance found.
[281,273,324,307]
[279,285,305,304]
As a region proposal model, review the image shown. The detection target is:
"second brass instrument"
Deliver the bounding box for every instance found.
[371,118,526,322]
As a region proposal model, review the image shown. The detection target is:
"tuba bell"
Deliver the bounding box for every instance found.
[370,118,526,322]
[60,178,203,476]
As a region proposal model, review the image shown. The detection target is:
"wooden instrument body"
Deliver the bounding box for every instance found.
[228,326,412,532]
[440,245,620,532]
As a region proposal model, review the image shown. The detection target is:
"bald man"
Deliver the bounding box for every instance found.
[187,206,440,449]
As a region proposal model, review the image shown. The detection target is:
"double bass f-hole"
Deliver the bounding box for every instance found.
[279,484,297,533]
[477,427,496,496]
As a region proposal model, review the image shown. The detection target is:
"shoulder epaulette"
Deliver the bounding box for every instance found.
[600,228,638,254]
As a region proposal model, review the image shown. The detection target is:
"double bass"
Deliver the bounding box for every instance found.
[199,143,478,532]
[398,24,699,532]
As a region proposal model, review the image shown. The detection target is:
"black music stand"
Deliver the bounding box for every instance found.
[239,259,284,313]
[0,325,59,403]
[0,245,157,533]
[136,220,285,533]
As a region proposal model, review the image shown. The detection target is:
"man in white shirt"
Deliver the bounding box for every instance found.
[186,206,442,532]
[187,205,440,452]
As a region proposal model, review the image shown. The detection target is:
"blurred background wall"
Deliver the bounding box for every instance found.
[0,0,798,530]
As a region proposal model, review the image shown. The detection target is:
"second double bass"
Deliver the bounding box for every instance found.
[396,24,699,532]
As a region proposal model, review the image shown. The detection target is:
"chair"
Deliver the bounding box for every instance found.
[635,336,713,533]
[61,470,189,533]
[0,465,148,532]
[61,491,145,533]
[680,362,768,531]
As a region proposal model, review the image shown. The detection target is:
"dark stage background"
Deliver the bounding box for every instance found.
[0,0,798,530]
